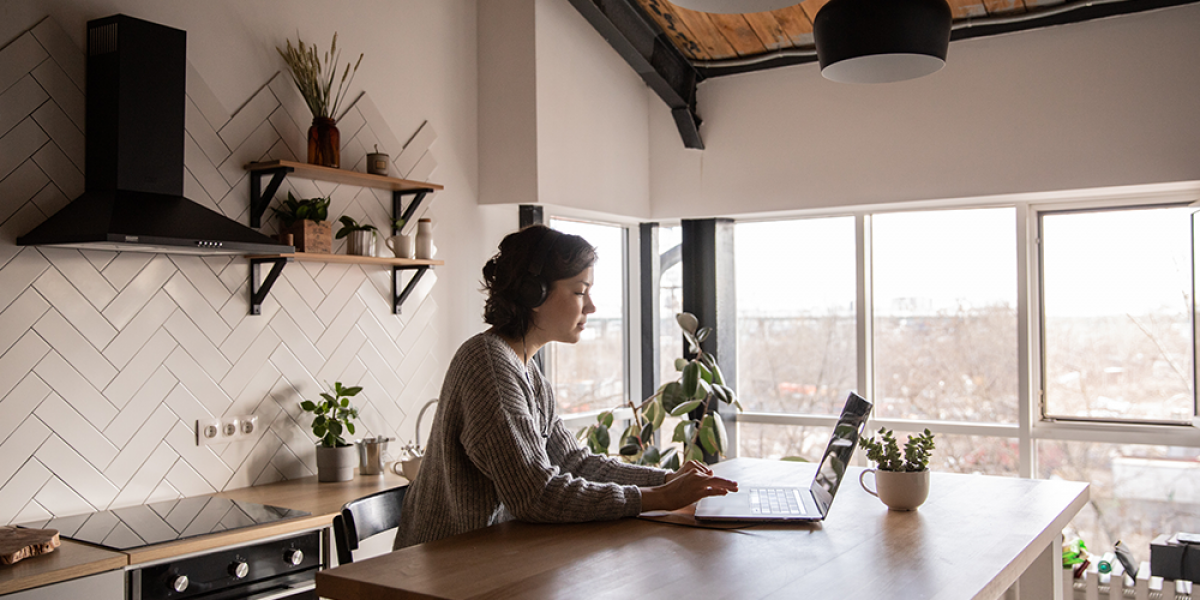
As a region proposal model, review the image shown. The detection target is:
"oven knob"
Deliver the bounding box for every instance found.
[172,575,189,593]
[229,560,250,579]
[286,550,304,566]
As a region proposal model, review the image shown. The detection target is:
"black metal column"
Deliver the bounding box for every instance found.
[639,223,661,403]
[681,218,736,462]
[519,205,545,374]
[519,205,544,228]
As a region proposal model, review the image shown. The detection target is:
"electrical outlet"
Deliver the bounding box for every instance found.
[221,417,241,439]
[196,419,221,446]
[240,415,259,436]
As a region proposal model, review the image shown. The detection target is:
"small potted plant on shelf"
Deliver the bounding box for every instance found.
[578,312,741,469]
[858,428,936,511]
[277,33,362,169]
[301,381,361,482]
[272,192,332,253]
[336,215,378,256]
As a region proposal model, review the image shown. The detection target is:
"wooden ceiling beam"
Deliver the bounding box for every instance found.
[568,0,707,149]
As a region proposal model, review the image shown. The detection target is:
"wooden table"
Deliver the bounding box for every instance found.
[316,458,1089,600]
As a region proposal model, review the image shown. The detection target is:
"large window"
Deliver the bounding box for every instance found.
[724,195,1200,555]
[872,208,1018,424]
[545,217,627,415]
[735,218,857,417]
[1040,206,1194,423]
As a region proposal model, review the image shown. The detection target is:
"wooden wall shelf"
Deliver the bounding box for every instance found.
[243,162,445,316]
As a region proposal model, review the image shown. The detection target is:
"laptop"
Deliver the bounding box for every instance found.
[694,392,873,522]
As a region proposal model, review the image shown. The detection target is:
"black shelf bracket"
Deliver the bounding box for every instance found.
[250,256,291,315]
[392,266,430,315]
[392,188,434,234]
[249,166,295,227]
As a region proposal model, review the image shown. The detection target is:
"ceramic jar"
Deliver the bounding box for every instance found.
[415,218,436,259]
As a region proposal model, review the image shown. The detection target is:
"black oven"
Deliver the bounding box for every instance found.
[128,529,321,600]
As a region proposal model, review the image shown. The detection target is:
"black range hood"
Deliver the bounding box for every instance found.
[18,14,292,255]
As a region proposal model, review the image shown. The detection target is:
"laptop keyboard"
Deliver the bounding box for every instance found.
[749,488,806,515]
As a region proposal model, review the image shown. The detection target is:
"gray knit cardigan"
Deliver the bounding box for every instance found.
[393,331,668,549]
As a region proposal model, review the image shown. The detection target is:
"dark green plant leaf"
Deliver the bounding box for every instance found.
[321,393,335,403]
[599,411,614,429]
[619,443,640,456]
[700,415,719,455]
[685,443,704,463]
[300,400,316,411]
[669,399,702,417]
[710,363,725,386]
[642,445,661,465]
[682,361,699,397]
[697,361,713,384]
[343,386,362,396]
[594,424,610,450]
[346,422,355,435]
[328,420,342,437]
[661,382,687,413]
[665,452,681,471]
[341,398,349,407]
[661,447,678,468]
[644,399,665,430]
[712,412,728,455]
[696,327,712,342]
[693,378,712,400]
[640,422,654,444]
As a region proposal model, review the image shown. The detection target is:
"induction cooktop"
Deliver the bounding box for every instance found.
[19,496,310,551]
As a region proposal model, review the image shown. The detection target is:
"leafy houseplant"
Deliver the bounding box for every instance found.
[336,215,378,256]
[277,33,363,168]
[858,428,936,511]
[860,428,936,472]
[273,192,331,253]
[579,312,741,470]
[301,382,362,482]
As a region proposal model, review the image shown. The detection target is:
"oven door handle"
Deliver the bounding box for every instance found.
[238,581,316,600]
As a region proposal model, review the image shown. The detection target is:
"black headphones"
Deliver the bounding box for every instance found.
[514,228,563,308]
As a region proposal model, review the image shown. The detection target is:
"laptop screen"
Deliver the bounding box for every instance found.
[810,392,874,515]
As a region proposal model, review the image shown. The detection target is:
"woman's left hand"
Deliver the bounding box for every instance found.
[664,460,712,484]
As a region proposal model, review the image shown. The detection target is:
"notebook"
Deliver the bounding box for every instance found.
[694,392,873,522]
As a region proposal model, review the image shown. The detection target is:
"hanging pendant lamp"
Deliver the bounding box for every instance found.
[813,0,952,84]
[667,0,802,14]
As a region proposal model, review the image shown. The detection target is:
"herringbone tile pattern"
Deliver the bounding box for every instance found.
[0,17,442,525]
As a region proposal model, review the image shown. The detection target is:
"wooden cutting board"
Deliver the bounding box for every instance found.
[0,527,60,565]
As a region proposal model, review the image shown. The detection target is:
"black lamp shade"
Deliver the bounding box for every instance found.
[813,0,952,84]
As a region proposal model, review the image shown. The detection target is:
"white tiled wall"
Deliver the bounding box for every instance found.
[0,16,443,524]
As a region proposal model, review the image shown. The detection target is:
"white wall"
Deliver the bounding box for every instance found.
[0,0,486,523]
[477,0,652,218]
[649,4,1200,219]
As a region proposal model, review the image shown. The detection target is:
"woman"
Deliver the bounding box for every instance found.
[394,224,737,549]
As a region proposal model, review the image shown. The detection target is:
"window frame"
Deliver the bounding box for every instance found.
[542,211,639,430]
[728,184,1200,477]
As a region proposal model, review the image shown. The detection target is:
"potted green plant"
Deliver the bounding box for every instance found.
[579,312,741,469]
[301,381,362,482]
[858,428,936,510]
[278,33,362,168]
[336,215,378,256]
[273,192,332,253]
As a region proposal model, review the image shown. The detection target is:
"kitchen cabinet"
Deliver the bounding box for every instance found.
[3,568,123,600]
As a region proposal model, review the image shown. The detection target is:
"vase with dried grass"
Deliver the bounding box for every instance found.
[278,33,362,169]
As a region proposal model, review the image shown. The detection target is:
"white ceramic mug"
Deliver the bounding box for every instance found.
[859,468,930,511]
[386,234,415,259]
[390,456,423,481]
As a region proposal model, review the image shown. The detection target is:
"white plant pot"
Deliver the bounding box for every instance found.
[316,444,357,482]
[859,468,930,511]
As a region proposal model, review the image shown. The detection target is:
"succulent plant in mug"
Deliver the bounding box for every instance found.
[578,312,741,469]
[334,215,378,239]
[859,428,936,472]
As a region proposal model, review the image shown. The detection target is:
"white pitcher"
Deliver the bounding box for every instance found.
[386,233,415,259]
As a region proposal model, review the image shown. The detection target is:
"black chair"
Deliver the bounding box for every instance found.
[332,485,408,564]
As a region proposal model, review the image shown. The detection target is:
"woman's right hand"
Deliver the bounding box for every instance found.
[640,468,738,512]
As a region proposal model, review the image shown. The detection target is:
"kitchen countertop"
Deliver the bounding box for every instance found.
[0,470,409,595]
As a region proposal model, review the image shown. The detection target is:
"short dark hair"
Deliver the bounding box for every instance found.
[482,224,596,338]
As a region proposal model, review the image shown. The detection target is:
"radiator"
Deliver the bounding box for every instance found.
[1071,562,1195,600]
